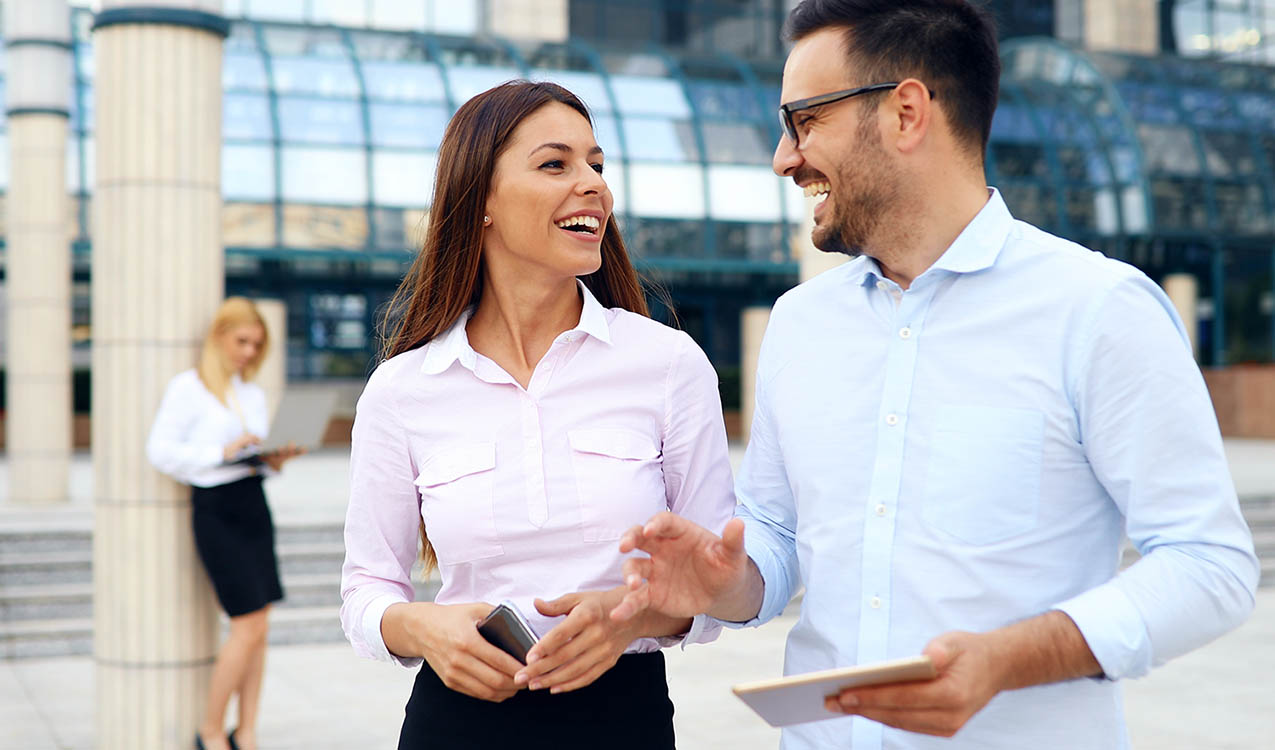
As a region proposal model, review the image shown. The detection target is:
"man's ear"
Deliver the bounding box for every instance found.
[890,78,932,155]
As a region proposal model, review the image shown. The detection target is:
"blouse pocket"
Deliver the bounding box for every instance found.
[414,442,503,564]
[568,428,666,543]
[922,406,1043,546]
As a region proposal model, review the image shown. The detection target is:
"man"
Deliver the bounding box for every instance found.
[610,1,1259,748]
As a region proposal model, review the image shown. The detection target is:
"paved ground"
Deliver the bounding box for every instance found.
[2,439,1273,748]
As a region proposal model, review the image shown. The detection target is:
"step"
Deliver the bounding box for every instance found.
[0,529,92,557]
[0,549,92,586]
[0,616,92,659]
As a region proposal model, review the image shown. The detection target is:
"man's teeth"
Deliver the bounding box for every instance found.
[555,215,601,232]
[803,181,831,198]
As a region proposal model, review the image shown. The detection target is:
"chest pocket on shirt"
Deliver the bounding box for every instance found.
[568,428,665,543]
[415,443,503,564]
[922,406,1043,546]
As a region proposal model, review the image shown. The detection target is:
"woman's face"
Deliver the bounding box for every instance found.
[220,323,265,374]
[483,102,613,280]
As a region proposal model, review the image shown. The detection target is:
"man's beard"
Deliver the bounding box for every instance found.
[811,120,896,258]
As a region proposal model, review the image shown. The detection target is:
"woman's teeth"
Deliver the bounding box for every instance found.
[555,215,600,234]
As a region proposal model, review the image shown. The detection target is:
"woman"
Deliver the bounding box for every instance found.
[146,297,303,750]
[339,81,736,749]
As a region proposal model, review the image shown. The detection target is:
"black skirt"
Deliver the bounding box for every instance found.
[398,651,675,750]
[191,475,284,617]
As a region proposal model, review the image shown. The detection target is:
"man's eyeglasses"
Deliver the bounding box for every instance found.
[779,82,934,147]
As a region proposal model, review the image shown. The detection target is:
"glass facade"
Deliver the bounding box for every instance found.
[2,10,1274,380]
[1168,0,1275,64]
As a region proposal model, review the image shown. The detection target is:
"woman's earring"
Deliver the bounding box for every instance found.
[483,215,491,226]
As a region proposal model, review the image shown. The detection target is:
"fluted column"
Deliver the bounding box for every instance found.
[91,4,228,748]
[253,298,286,420]
[1164,273,1199,361]
[4,0,73,504]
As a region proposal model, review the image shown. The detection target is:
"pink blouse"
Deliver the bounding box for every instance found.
[339,282,737,667]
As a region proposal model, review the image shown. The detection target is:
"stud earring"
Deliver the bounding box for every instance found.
[483,215,491,225]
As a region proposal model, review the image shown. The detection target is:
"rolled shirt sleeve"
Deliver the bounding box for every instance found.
[658,331,739,647]
[1054,273,1259,680]
[340,358,425,668]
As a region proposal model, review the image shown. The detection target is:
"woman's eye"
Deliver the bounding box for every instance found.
[540,160,565,170]
[591,163,604,174]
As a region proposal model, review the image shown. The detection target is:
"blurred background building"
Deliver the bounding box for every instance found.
[1,0,1273,436]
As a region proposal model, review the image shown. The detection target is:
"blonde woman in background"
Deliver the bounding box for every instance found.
[146,297,304,750]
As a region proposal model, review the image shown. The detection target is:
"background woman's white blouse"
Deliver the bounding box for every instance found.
[146,369,270,488]
[340,285,737,666]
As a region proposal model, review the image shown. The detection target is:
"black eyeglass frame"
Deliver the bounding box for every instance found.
[779,82,934,147]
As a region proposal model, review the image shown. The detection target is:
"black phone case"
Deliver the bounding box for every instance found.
[477,605,537,664]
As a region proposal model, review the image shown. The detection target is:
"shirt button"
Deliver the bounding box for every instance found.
[885,413,899,426]
[899,327,912,339]
[875,504,887,517]
[870,596,882,609]
[876,280,888,291]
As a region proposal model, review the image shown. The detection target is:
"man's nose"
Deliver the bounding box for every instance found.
[773,135,802,177]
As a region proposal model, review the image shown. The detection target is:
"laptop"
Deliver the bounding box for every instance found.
[227,389,339,464]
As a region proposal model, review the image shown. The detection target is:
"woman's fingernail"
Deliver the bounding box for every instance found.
[530,681,542,690]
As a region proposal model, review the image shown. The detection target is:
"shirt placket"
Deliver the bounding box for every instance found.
[520,332,579,528]
[853,278,936,750]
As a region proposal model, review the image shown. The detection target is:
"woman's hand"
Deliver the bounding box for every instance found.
[262,442,306,471]
[223,432,261,461]
[514,587,641,694]
[385,602,523,702]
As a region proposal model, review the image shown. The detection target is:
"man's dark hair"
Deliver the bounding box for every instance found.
[786,0,1000,158]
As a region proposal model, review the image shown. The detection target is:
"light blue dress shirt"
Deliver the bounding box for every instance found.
[735,189,1259,750]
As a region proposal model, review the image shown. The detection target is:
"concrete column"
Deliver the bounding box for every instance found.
[1083,0,1160,54]
[91,4,228,749]
[253,298,286,421]
[486,0,568,42]
[740,306,771,443]
[1164,273,1200,361]
[4,0,73,504]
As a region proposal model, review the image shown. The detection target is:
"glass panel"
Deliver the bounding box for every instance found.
[621,117,699,161]
[224,52,269,91]
[714,221,788,263]
[624,218,706,260]
[224,93,273,141]
[1222,248,1274,363]
[271,57,360,97]
[1180,87,1245,130]
[1063,186,1099,233]
[446,66,523,108]
[74,42,94,81]
[1150,178,1211,230]
[593,115,623,160]
[686,80,762,120]
[246,0,306,22]
[628,163,705,218]
[282,204,369,248]
[529,70,613,113]
[224,144,277,201]
[601,160,626,217]
[990,102,1039,143]
[1201,130,1257,176]
[430,0,481,34]
[312,0,368,26]
[371,150,437,206]
[1138,125,1203,175]
[1214,182,1271,235]
[369,103,448,148]
[223,203,276,247]
[371,0,428,29]
[281,147,367,204]
[1117,83,1181,125]
[989,143,1050,178]
[610,76,692,118]
[701,122,769,164]
[362,61,447,102]
[707,165,781,221]
[278,98,364,144]
[999,182,1057,229]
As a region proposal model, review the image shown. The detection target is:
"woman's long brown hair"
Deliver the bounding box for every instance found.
[379,80,652,574]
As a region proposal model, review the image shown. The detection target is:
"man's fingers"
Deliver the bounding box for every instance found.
[521,614,587,674]
[837,706,967,737]
[609,584,649,623]
[922,637,961,673]
[642,511,685,539]
[721,517,746,555]
[534,594,579,618]
[621,557,652,589]
[618,525,645,554]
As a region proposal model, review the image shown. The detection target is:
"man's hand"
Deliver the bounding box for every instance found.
[825,611,1101,737]
[612,512,760,624]
[513,589,638,694]
[824,632,1006,737]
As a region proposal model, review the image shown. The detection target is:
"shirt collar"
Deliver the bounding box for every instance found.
[850,187,1013,288]
[418,278,612,376]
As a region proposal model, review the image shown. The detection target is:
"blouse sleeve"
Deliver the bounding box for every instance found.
[657,331,738,647]
[339,358,425,667]
[145,374,225,479]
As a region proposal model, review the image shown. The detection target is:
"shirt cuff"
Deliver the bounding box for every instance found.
[1053,583,1153,680]
[656,613,720,649]
[716,530,790,629]
[361,593,422,669]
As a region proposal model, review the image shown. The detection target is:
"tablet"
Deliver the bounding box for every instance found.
[732,655,937,727]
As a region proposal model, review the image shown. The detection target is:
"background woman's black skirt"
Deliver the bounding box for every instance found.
[191,475,284,617]
[398,651,675,749]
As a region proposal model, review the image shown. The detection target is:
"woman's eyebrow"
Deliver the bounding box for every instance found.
[528,142,604,158]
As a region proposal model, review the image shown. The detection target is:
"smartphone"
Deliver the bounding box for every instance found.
[476,600,540,664]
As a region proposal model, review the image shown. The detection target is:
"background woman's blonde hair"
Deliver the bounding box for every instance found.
[198,297,269,405]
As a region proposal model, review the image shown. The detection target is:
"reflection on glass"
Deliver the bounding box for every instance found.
[611,76,692,118]
[369,103,448,148]
[622,118,698,162]
[701,122,769,165]
[271,57,360,97]
[1138,125,1203,175]
[281,147,367,204]
[708,166,782,222]
[362,61,446,102]
[225,52,270,91]
[628,163,706,219]
[372,151,436,207]
[224,93,273,141]
[529,70,613,113]
[224,144,276,201]
[446,67,524,108]
[278,98,364,144]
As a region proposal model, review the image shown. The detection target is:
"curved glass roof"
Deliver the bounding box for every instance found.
[2,14,1274,287]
